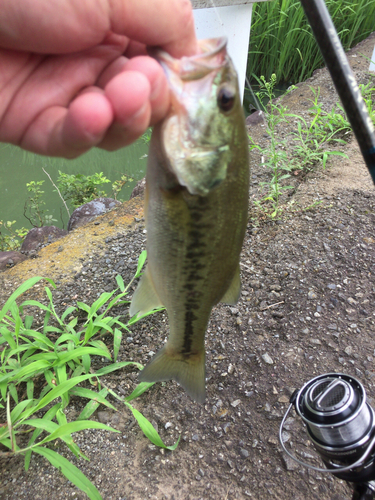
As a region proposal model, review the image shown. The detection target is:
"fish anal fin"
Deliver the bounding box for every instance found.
[220,265,241,305]
[129,266,163,317]
[138,346,206,403]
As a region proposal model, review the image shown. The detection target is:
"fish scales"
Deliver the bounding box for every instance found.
[130,37,249,403]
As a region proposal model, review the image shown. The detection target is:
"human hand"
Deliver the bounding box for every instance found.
[0,0,197,157]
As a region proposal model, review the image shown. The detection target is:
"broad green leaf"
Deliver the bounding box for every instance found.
[115,275,125,292]
[113,328,122,362]
[0,327,17,350]
[55,333,80,346]
[25,403,60,470]
[82,354,91,373]
[33,447,102,500]
[76,301,90,314]
[125,382,154,402]
[127,307,164,325]
[88,340,111,358]
[43,326,63,334]
[135,250,147,278]
[88,292,115,319]
[8,383,18,404]
[24,315,34,329]
[21,329,55,348]
[10,399,34,422]
[125,403,180,450]
[28,374,94,417]
[19,300,52,312]
[55,347,111,365]
[34,420,119,445]
[92,319,114,334]
[26,380,34,400]
[95,361,143,376]
[0,359,51,384]
[77,388,108,420]
[61,306,77,322]
[70,387,116,411]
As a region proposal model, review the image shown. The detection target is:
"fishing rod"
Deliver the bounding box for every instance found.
[277,4,375,500]
[299,0,375,186]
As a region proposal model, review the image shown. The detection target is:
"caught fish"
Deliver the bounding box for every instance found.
[129,37,249,403]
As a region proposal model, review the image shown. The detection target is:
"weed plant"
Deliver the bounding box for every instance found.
[0,251,175,499]
[251,76,349,218]
[248,0,375,84]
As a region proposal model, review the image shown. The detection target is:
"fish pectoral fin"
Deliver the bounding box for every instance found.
[219,265,241,305]
[138,346,206,403]
[129,266,163,317]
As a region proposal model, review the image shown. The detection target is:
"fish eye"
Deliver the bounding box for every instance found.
[217,86,235,112]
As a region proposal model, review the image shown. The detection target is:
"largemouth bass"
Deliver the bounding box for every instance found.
[130,37,249,403]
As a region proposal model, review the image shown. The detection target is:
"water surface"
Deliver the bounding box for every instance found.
[0,140,148,231]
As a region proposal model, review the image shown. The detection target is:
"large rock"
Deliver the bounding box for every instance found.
[68,198,121,231]
[130,178,146,199]
[0,251,27,271]
[21,226,68,253]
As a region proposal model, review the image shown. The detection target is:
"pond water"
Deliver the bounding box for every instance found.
[0,139,148,231]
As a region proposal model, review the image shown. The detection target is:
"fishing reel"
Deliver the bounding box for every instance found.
[279,373,375,500]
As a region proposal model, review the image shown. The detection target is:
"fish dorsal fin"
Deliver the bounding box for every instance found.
[220,265,241,305]
[129,266,164,317]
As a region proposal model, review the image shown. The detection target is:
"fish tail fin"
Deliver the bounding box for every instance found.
[139,346,206,403]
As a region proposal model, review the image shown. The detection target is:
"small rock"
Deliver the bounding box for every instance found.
[310,339,321,345]
[231,399,241,408]
[327,284,336,290]
[165,422,173,430]
[262,353,273,364]
[240,448,249,458]
[307,290,317,300]
[97,411,112,423]
[282,453,299,471]
[344,346,353,355]
[228,363,235,374]
[281,431,291,443]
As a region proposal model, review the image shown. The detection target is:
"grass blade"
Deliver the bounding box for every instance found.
[113,328,122,362]
[125,382,154,402]
[125,402,180,450]
[69,387,116,411]
[33,447,102,500]
[95,361,143,376]
[0,277,54,323]
[77,388,108,420]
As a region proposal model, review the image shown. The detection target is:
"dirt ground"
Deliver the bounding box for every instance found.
[1,32,375,500]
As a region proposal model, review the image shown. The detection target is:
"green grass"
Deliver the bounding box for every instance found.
[0,251,178,500]
[248,0,375,84]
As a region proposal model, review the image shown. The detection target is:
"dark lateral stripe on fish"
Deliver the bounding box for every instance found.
[182,309,198,354]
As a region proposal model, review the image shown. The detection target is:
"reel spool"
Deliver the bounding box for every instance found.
[280,373,375,482]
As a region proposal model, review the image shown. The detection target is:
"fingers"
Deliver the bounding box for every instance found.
[100,56,169,125]
[112,0,198,57]
[20,57,168,156]
[20,92,114,157]
[0,0,197,57]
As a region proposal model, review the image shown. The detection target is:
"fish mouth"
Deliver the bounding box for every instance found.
[149,37,228,82]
